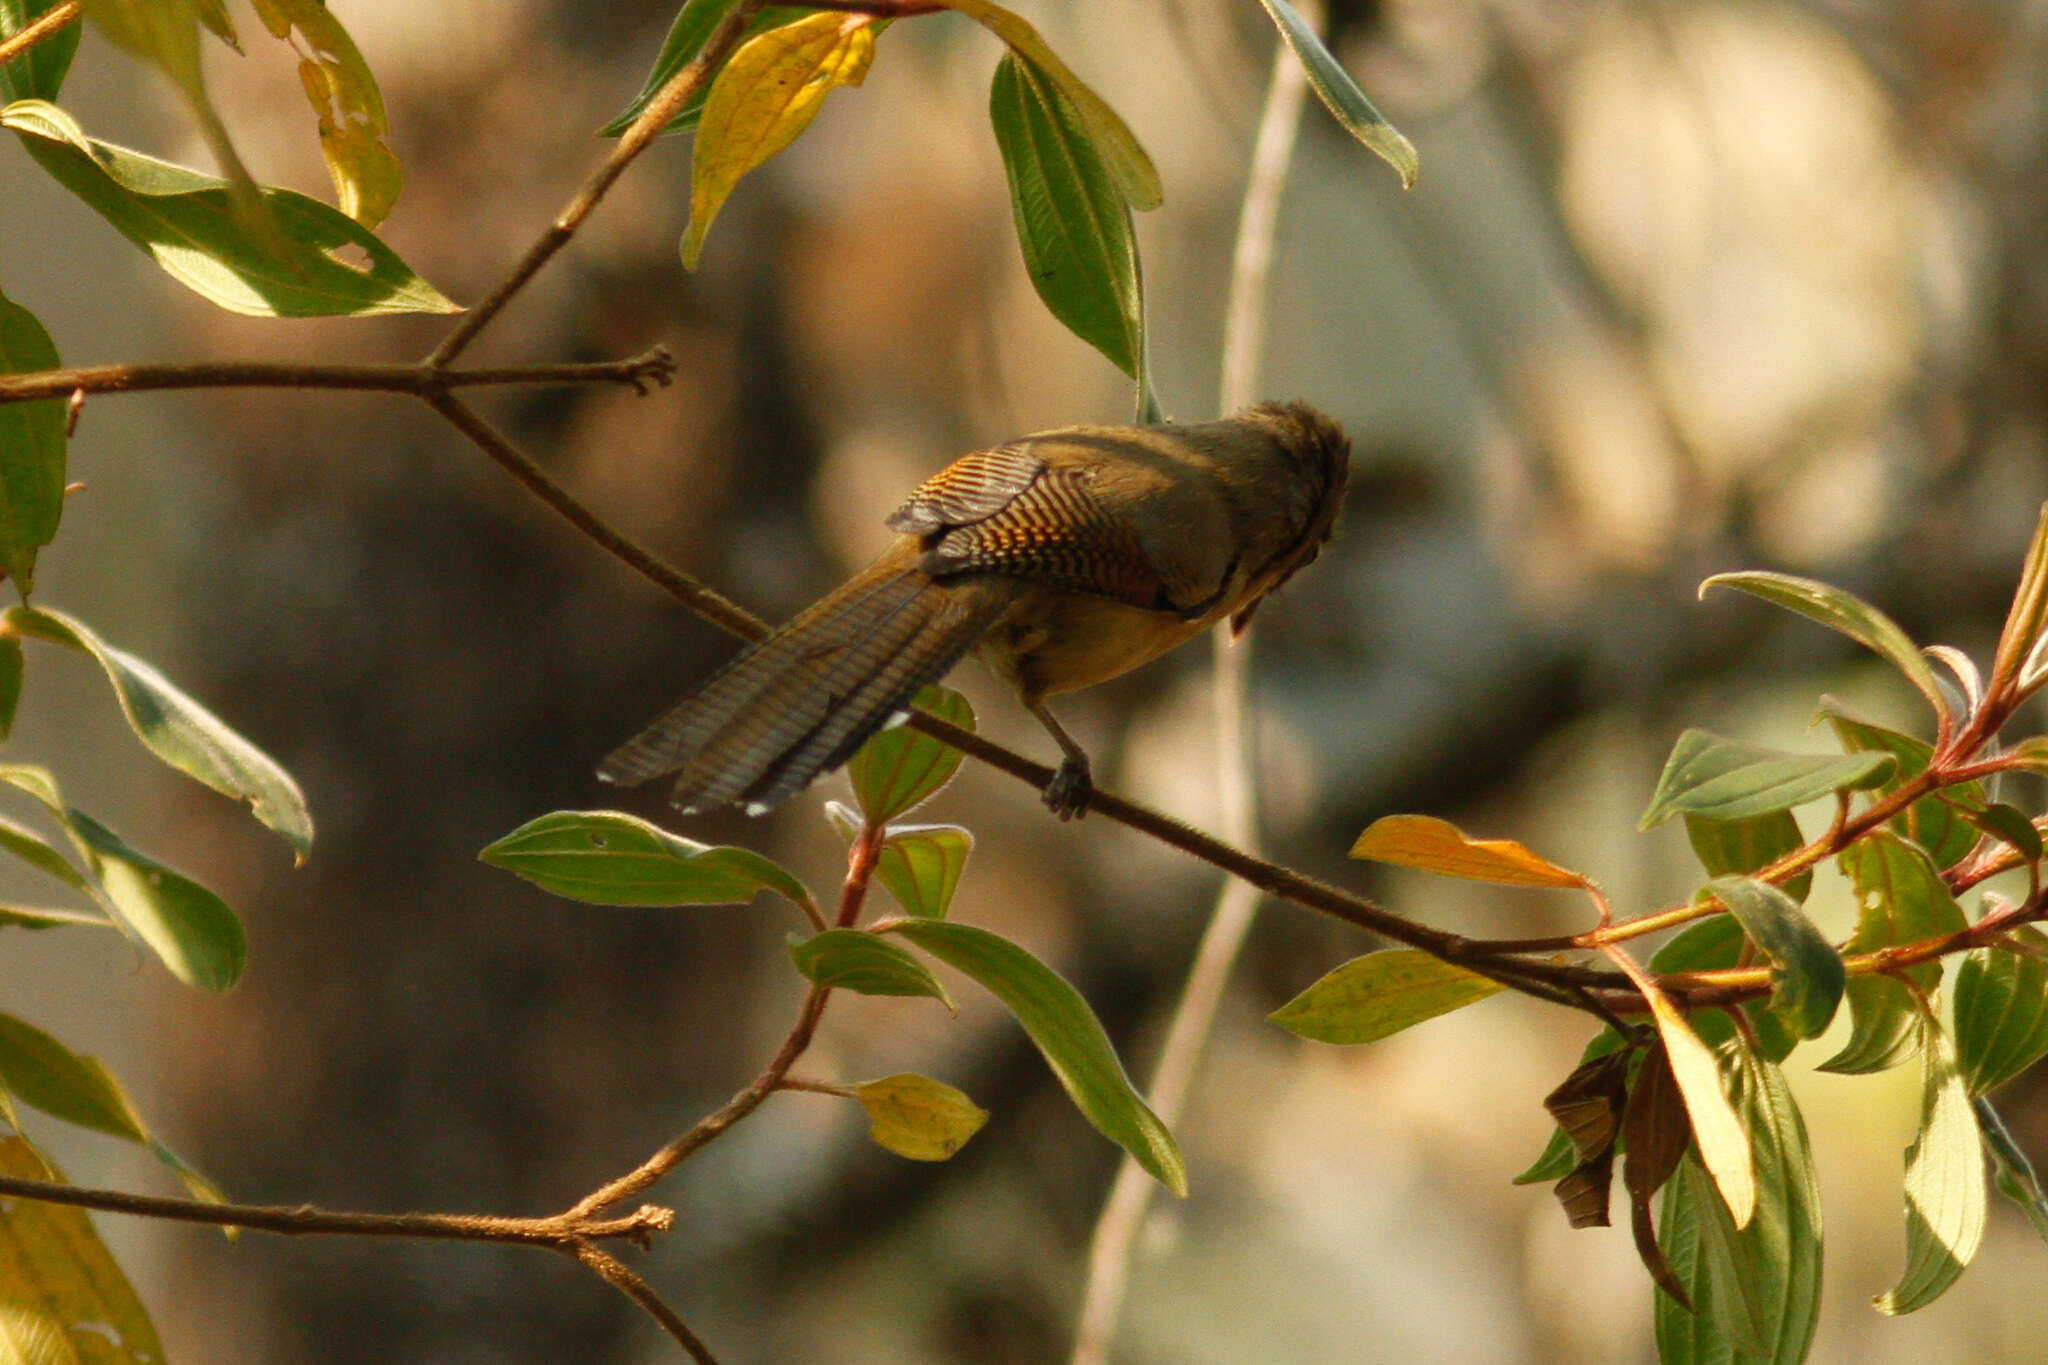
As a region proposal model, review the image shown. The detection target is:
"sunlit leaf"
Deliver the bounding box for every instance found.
[1821,830,1966,1074]
[847,685,973,823]
[1349,813,1589,887]
[0,0,82,102]
[0,811,86,892]
[0,1136,165,1365]
[1249,0,1417,186]
[248,0,400,226]
[68,809,245,991]
[3,99,457,316]
[0,283,64,593]
[1685,810,1810,903]
[1652,916,1797,1063]
[480,809,810,909]
[853,1072,988,1161]
[1819,700,1983,869]
[1702,571,1945,719]
[1637,973,1754,1227]
[1705,876,1843,1039]
[1876,1014,1986,1314]
[601,2,812,138]
[1270,948,1503,1045]
[681,10,876,268]
[789,928,952,1008]
[875,823,971,919]
[6,604,313,857]
[1954,928,2048,1097]
[1639,728,1892,829]
[886,917,1185,1196]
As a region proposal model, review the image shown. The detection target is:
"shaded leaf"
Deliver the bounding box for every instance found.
[1514,1027,1628,1185]
[69,809,245,991]
[1977,1095,2048,1248]
[1250,0,1417,186]
[789,928,952,1008]
[3,99,457,316]
[0,633,19,737]
[1967,802,2042,863]
[0,811,86,892]
[990,50,1147,390]
[854,1072,988,1161]
[1702,570,1945,718]
[1622,1046,1693,1309]
[682,10,876,268]
[0,0,82,102]
[1350,813,1589,887]
[1555,1149,1618,1231]
[1541,1046,1632,1228]
[0,1010,146,1142]
[1685,810,1810,903]
[847,685,973,822]
[1955,929,2048,1096]
[0,283,64,592]
[1820,700,1983,869]
[1706,876,1844,1039]
[886,917,1185,1195]
[1269,948,1503,1045]
[480,809,810,909]
[1876,1014,1986,1314]
[1821,830,1966,1074]
[0,1136,165,1365]
[1653,916,1796,1063]
[248,0,400,226]
[7,604,313,856]
[875,823,971,919]
[1639,728,1892,829]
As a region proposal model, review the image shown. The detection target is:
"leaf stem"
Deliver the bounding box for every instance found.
[0,1,78,69]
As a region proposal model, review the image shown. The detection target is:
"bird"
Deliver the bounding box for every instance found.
[598,400,1351,820]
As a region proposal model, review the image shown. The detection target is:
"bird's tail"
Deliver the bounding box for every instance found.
[599,562,1005,813]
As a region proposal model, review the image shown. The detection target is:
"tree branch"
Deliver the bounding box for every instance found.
[0,1,78,69]
[572,1242,723,1365]
[0,348,678,405]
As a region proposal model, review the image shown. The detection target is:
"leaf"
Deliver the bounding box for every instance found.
[853,1073,988,1161]
[1514,1027,1629,1185]
[0,633,19,737]
[1819,700,1984,869]
[1250,0,1417,187]
[1269,948,1503,1045]
[68,809,245,991]
[248,0,400,227]
[1622,1046,1693,1309]
[1639,728,1893,829]
[1702,570,1945,719]
[1966,801,2042,863]
[0,1010,147,1142]
[1705,877,1844,1039]
[0,283,64,593]
[7,604,313,857]
[847,685,973,822]
[0,0,82,102]
[0,904,108,929]
[1977,1095,2048,1248]
[1821,830,1967,1074]
[1654,1047,1822,1365]
[601,2,812,138]
[885,918,1185,1196]
[990,50,1148,388]
[789,928,952,1008]
[681,11,876,268]
[1685,810,1810,903]
[1876,1014,1986,1314]
[1540,1046,1632,1228]
[0,1136,166,1365]
[480,809,810,909]
[1652,916,1796,1063]
[1349,813,1589,887]
[0,812,87,892]
[3,99,457,316]
[1954,928,2048,1096]
[875,824,971,919]
[1636,973,1754,1227]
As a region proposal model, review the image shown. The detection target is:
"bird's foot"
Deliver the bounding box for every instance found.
[1043,757,1093,821]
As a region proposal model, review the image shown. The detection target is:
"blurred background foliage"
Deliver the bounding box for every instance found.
[6,0,2048,1360]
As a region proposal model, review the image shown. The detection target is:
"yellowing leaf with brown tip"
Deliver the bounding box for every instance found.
[1351,814,1589,888]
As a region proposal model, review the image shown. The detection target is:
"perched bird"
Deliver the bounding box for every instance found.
[599,400,1351,819]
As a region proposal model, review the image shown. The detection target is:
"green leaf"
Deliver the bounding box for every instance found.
[681,10,876,268]
[480,809,810,909]
[1967,801,2041,863]
[1977,1095,2048,1248]
[0,1010,147,1142]
[847,684,973,822]
[68,809,245,991]
[601,2,812,138]
[0,1136,166,1365]
[1250,0,1417,187]
[885,917,1185,1196]
[7,604,313,857]
[1269,948,1503,1045]
[1514,1027,1629,1185]
[1652,916,1796,1063]
[0,0,82,102]
[247,0,401,227]
[0,811,87,891]
[0,633,20,736]
[1703,570,1945,718]
[853,1072,988,1161]
[1705,876,1844,1039]
[1639,728,1893,829]
[1821,830,1967,1074]
[1954,928,2048,1096]
[1819,700,1983,869]
[990,50,1148,389]
[1876,1014,1986,1314]
[1638,975,1755,1228]
[875,823,971,919]
[1654,1046,1822,1365]
[1685,810,1810,903]
[0,283,65,593]
[3,99,457,316]
[789,928,952,1007]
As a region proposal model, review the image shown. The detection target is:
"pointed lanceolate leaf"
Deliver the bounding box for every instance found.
[1976,1095,2048,1248]
[874,823,971,919]
[1350,813,1589,887]
[0,811,86,892]
[853,1072,988,1161]
[990,50,1148,387]
[3,99,456,316]
[885,917,1186,1196]
[789,928,952,1008]
[0,0,83,102]
[1820,700,1983,869]
[1270,948,1503,1045]
[1685,810,1810,903]
[1706,876,1844,1039]
[481,809,809,909]
[0,283,65,592]
[1877,1014,1986,1314]
[68,809,245,991]
[0,1010,147,1142]
[7,604,313,856]
[248,0,401,226]
[1702,571,1945,719]
[1821,830,1967,1074]
[601,3,810,138]
[1250,0,1417,186]
[848,685,973,822]
[1640,728,1892,829]
[0,1136,166,1365]
[1954,930,2048,1096]
[681,11,876,268]
[1637,973,1754,1227]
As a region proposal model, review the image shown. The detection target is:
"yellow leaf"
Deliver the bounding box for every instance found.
[1640,980,1757,1229]
[251,0,401,227]
[854,1073,989,1161]
[0,1137,166,1364]
[1350,814,1590,888]
[683,12,877,269]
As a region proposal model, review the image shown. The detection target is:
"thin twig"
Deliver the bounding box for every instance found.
[573,1242,723,1365]
[0,349,679,405]
[0,0,78,68]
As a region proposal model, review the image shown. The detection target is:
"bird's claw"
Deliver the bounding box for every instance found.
[1043,757,1093,821]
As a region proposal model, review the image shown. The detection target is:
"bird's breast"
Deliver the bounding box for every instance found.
[973,582,1227,702]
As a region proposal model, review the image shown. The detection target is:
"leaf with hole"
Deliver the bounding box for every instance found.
[481,809,810,909]
[854,1072,988,1161]
[1270,949,1503,1045]
[1819,700,1983,869]
[1822,830,1966,1074]
[0,1136,166,1365]
[248,0,400,226]
[1350,813,1589,887]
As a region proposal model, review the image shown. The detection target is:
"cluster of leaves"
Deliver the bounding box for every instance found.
[1258,525,2048,1362]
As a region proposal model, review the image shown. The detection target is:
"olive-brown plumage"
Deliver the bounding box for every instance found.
[599,400,1351,818]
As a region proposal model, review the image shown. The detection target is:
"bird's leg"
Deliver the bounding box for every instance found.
[1027,699,1094,821]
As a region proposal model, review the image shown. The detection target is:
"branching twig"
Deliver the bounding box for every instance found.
[573,1242,722,1365]
[0,349,679,405]
[0,0,77,68]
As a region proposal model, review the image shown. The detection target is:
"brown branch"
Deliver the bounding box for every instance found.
[0,0,77,69]
[0,349,679,406]
[573,1242,722,1365]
